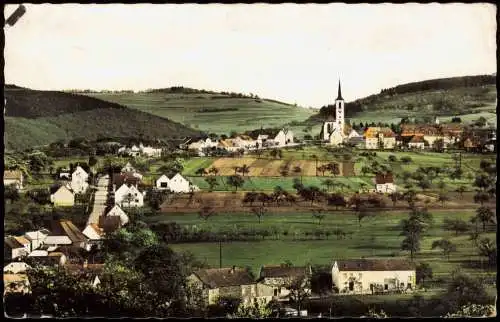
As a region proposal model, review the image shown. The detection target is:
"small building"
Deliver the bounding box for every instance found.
[46,219,89,250]
[82,223,105,246]
[156,173,199,193]
[112,172,142,190]
[4,236,31,261]
[141,145,162,157]
[3,170,24,191]
[50,184,75,207]
[188,266,271,306]
[105,205,129,226]
[3,273,30,295]
[71,166,89,194]
[114,184,144,207]
[408,135,425,149]
[364,127,396,150]
[24,230,49,253]
[258,264,312,301]
[331,259,416,295]
[375,173,396,194]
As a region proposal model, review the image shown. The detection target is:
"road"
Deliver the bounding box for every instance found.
[86,174,109,226]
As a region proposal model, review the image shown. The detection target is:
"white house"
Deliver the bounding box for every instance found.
[121,162,143,179]
[71,166,89,194]
[4,236,31,261]
[141,145,162,157]
[375,173,397,194]
[105,205,129,226]
[114,184,144,207]
[331,259,416,294]
[82,223,105,242]
[50,185,75,207]
[156,174,170,190]
[188,138,219,156]
[408,135,426,150]
[158,173,199,193]
[24,230,49,253]
[273,129,294,147]
[3,170,24,191]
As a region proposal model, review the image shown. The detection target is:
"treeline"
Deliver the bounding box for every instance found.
[62,89,135,94]
[380,74,496,96]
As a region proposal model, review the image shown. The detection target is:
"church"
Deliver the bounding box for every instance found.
[320,81,352,146]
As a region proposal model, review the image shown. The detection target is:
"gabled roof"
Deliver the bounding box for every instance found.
[156,174,170,183]
[14,236,30,245]
[47,220,87,243]
[335,259,415,271]
[409,135,425,143]
[72,166,88,177]
[113,172,141,187]
[5,236,24,249]
[192,267,255,288]
[259,265,311,279]
[365,127,395,138]
[52,184,74,195]
[375,173,394,184]
[4,170,23,180]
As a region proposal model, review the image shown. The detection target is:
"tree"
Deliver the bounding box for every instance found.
[199,205,215,221]
[473,191,490,205]
[389,192,401,207]
[443,271,490,312]
[417,178,431,191]
[437,192,450,207]
[477,237,497,266]
[300,186,323,206]
[285,275,310,315]
[403,190,417,209]
[229,298,276,318]
[474,206,494,231]
[360,166,370,177]
[455,186,467,198]
[388,155,397,162]
[400,208,433,260]
[243,191,258,206]
[431,239,457,260]
[322,179,335,192]
[445,304,496,318]
[356,206,373,227]
[327,163,340,177]
[473,174,494,192]
[401,156,412,164]
[4,184,20,203]
[311,154,319,176]
[227,175,245,193]
[208,167,219,176]
[416,262,433,289]
[251,206,267,223]
[442,218,469,236]
[317,164,328,176]
[451,116,462,123]
[312,209,326,225]
[292,166,302,184]
[327,193,346,210]
[238,164,250,177]
[195,168,207,176]
[204,176,219,192]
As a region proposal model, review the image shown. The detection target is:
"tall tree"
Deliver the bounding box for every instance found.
[251,206,267,224]
[238,164,250,177]
[416,262,433,289]
[431,239,457,260]
[474,206,495,232]
[204,176,218,192]
[227,175,245,193]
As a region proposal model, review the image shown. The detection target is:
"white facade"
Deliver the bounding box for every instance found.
[156,174,170,190]
[114,184,144,207]
[141,146,162,157]
[166,173,199,193]
[4,171,24,191]
[4,262,31,274]
[71,166,89,194]
[82,224,104,241]
[24,231,48,252]
[106,205,129,226]
[43,236,72,246]
[376,183,397,193]
[408,142,425,150]
[273,129,294,147]
[50,185,75,207]
[331,262,416,295]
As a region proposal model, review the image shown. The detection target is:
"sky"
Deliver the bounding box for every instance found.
[4,3,497,108]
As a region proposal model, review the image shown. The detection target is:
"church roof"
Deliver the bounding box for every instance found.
[336,80,343,101]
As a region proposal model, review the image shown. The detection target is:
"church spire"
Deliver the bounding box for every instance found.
[336,79,343,101]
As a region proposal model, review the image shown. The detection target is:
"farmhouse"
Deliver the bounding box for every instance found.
[4,236,31,261]
[258,265,312,301]
[320,81,347,146]
[188,138,219,156]
[248,128,295,148]
[364,127,396,150]
[188,266,273,306]
[114,184,145,207]
[46,219,89,250]
[331,259,416,295]
[50,184,75,207]
[156,173,199,193]
[3,170,24,190]
[408,135,425,149]
[71,166,89,194]
[375,173,396,193]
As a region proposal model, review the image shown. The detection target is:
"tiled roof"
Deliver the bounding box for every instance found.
[13,236,30,245]
[219,140,235,148]
[3,273,29,284]
[409,135,425,143]
[48,220,87,243]
[364,127,395,138]
[259,265,311,279]
[112,173,141,187]
[336,259,415,271]
[4,237,24,249]
[193,267,255,288]
[4,170,23,180]
[375,173,394,184]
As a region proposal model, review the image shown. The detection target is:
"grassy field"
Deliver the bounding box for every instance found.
[83,91,316,136]
[144,210,496,281]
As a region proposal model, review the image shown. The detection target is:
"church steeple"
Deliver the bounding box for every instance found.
[336,80,343,101]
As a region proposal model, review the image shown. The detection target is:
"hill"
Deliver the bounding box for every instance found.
[308,74,497,125]
[79,87,315,135]
[3,86,203,151]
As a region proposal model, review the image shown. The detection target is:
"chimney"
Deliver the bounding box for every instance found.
[83,259,88,269]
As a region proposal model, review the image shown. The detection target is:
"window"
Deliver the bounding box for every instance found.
[135,199,139,203]
[278,287,281,294]
[348,281,354,291]
[407,283,412,289]
[274,289,278,296]
[384,284,388,290]
[160,182,168,187]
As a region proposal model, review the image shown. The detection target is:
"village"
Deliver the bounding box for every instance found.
[3,82,497,318]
